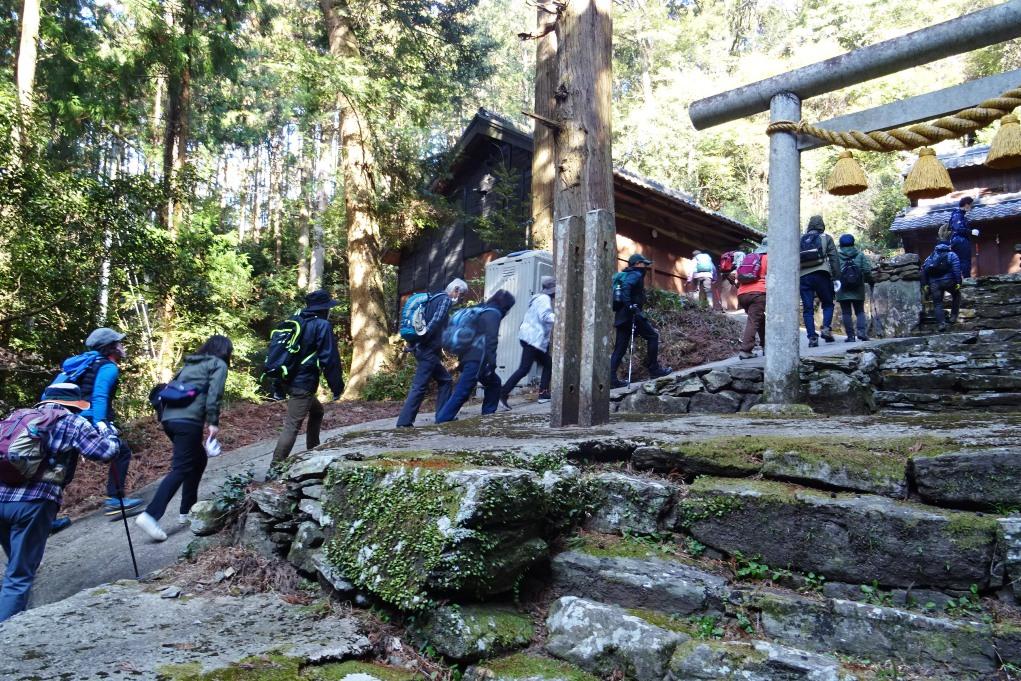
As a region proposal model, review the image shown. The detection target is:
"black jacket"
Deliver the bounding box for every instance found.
[418,293,453,353]
[614,267,648,327]
[288,310,345,397]
[461,307,503,370]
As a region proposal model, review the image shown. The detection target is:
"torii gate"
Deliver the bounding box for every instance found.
[689,0,1021,409]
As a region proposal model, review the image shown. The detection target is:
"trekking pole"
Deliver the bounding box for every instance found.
[107,452,140,579]
[626,316,636,386]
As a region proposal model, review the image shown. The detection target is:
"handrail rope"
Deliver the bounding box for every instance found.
[765,87,1021,151]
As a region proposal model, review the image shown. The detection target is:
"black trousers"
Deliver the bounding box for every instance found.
[610,314,660,377]
[931,279,961,325]
[146,420,207,520]
[501,340,552,396]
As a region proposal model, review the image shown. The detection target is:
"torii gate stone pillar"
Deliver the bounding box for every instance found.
[764,92,801,404]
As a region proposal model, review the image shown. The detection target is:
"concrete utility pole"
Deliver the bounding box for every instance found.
[689,1,1021,409]
[549,0,615,427]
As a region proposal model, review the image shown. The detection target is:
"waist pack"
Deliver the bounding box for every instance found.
[442,306,494,356]
[0,407,67,486]
[148,380,202,420]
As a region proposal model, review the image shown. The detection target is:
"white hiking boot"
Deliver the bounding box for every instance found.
[135,512,167,542]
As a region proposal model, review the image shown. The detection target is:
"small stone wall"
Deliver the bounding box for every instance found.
[869,253,922,338]
[959,272,1021,330]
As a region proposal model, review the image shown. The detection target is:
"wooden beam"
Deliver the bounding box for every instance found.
[798,69,1021,151]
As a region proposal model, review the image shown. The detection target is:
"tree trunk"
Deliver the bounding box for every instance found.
[297,130,312,291]
[269,132,282,266]
[530,2,559,251]
[320,0,389,398]
[13,0,40,149]
[309,120,334,292]
[251,144,262,242]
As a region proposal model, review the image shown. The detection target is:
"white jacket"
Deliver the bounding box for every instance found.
[518,293,555,352]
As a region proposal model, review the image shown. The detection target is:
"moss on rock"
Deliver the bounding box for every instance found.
[471,653,600,681]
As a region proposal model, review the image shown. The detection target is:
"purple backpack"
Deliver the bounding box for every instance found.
[0,408,67,486]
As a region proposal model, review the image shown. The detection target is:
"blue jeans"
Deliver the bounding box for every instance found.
[0,499,59,621]
[396,346,452,427]
[800,271,835,340]
[951,238,972,278]
[434,360,501,423]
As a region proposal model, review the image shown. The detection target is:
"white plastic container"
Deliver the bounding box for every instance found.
[483,250,554,385]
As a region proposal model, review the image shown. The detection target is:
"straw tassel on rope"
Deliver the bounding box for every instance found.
[903,147,953,200]
[985,113,1021,169]
[825,150,868,196]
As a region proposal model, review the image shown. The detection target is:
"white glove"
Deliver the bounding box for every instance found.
[204,435,222,458]
[833,280,842,292]
[96,421,119,437]
[971,229,980,237]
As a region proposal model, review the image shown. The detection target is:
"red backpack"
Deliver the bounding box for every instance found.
[720,251,736,273]
[736,253,764,284]
[0,407,67,486]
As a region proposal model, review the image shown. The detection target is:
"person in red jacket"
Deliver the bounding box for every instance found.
[736,241,768,360]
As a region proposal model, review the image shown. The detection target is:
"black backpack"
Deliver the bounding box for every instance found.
[262,315,309,383]
[800,232,825,266]
[839,255,863,287]
[925,252,952,278]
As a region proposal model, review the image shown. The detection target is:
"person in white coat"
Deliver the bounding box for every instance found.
[499,276,556,408]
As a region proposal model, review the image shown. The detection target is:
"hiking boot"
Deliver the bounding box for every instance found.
[135,512,167,542]
[178,514,190,526]
[51,517,72,535]
[738,351,755,359]
[937,323,948,332]
[845,335,857,343]
[611,378,628,389]
[536,393,551,404]
[499,395,512,411]
[820,327,835,343]
[858,334,869,342]
[807,337,819,348]
[104,496,143,514]
[649,365,673,378]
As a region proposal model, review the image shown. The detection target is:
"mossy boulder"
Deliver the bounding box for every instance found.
[409,604,533,662]
[668,639,856,680]
[739,588,1011,674]
[322,461,549,610]
[760,448,907,498]
[678,477,999,590]
[464,653,599,681]
[632,442,761,478]
[911,448,1021,509]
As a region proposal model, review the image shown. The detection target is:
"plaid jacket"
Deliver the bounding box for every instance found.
[0,406,120,506]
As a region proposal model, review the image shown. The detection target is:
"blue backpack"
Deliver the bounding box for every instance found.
[442,306,494,356]
[50,351,102,386]
[399,292,444,343]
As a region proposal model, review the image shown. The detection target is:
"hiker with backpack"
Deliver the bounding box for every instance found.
[799,215,841,347]
[268,290,345,467]
[609,254,672,388]
[835,234,874,342]
[0,383,122,621]
[921,241,964,332]
[434,289,516,424]
[395,278,468,428]
[736,240,768,359]
[691,250,722,310]
[499,276,556,409]
[135,335,233,542]
[947,196,978,278]
[45,328,142,532]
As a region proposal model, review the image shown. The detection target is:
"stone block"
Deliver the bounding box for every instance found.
[188,500,228,537]
[911,449,1021,509]
[464,654,599,681]
[620,391,690,414]
[678,477,999,590]
[689,390,742,413]
[668,639,855,681]
[583,472,676,536]
[740,589,1008,673]
[870,279,923,338]
[761,449,907,498]
[999,518,1021,601]
[669,377,706,396]
[804,370,876,415]
[730,379,762,393]
[702,370,733,392]
[632,445,760,478]
[287,521,325,573]
[410,604,533,662]
[545,596,685,681]
[550,551,727,615]
[249,484,293,520]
